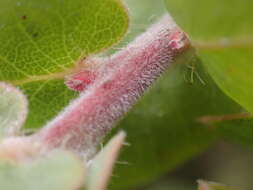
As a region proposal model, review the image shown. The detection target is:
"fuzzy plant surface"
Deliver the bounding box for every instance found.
[0,0,253,190]
[0,0,193,189]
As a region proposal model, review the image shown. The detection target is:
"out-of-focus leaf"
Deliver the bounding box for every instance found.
[165,0,253,113]
[198,111,253,151]
[198,180,236,190]
[106,0,243,189]
[202,115,253,148]
[221,119,253,147]
[86,132,125,190]
[0,151,84,190]
[164,0,253,153]
[145,179,195,190]
[110,53,240,190]
[0,82,27,138]
[0,0,129,129]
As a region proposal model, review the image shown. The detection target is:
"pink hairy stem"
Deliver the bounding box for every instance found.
[34,14,191,159]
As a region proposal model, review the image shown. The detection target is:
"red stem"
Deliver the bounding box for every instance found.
[34,14,190,159]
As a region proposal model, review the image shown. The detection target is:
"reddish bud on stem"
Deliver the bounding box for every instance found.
[65,70,97,92]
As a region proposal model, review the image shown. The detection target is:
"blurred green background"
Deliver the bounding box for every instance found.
[109,0,253,189]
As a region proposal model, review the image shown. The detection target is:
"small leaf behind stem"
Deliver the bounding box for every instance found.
[86,132,126,190]
[0,82,28,138]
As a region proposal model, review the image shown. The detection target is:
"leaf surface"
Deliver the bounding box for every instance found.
[165,0,253,153]
[165,0,253,113]
[110,54,240,190]
[106,1,243,189]
[0,0,129,129]
[86,132,125,190]
[0,151,84,190]
[0,83,27,138]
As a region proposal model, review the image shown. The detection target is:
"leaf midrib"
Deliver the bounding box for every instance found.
[7,62,85,86]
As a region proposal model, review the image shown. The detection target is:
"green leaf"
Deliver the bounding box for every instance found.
[200,114,253,148]
[146,181,195,190]
[0,82,27,138]
[86,132,125,190]
[0,0,129,129]
[165,0,253,113]
[104,1,243,189]
[0,151,84,190]
[220,118,253,147]
[198,180,236,190]
[110,54,240,190]
[121,0,166,41]
[164,0,253,154]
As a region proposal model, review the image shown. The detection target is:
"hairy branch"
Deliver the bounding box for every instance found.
[0,14,190,161]
[32,14,190,159]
